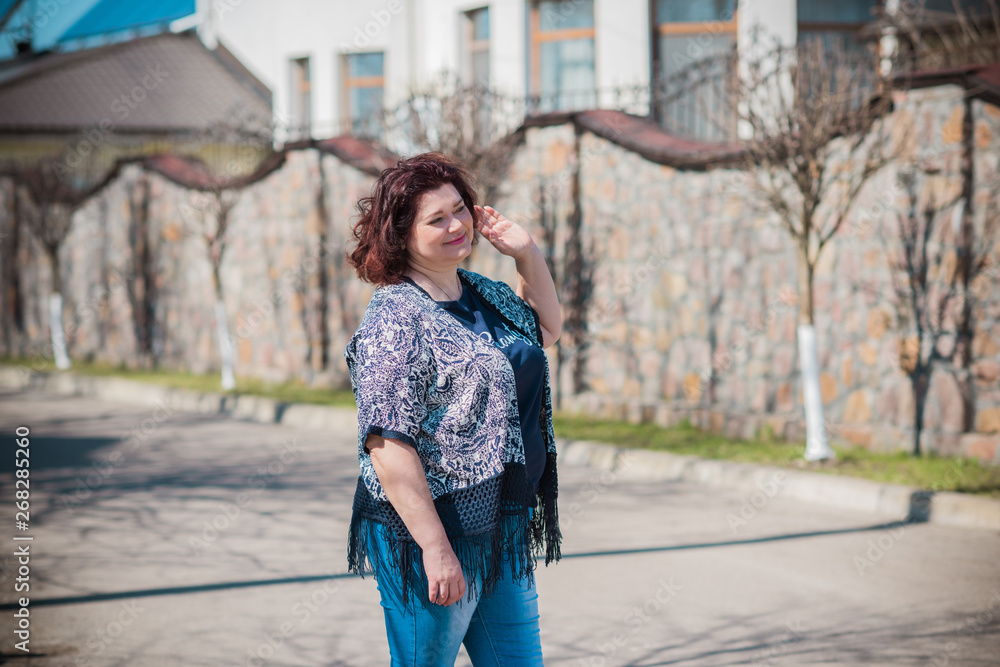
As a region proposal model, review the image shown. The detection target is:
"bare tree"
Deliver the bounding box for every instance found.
[381,72,525,205]
[171,117,276,390]
[731,30,900,460]
[125,173,159,369]
[881,161,999,455]
[311,150,365,382]
[528,138,600,412]
[308,153,333,376]
[178,181,241,390]
[560,127,597,398]
[1,178,25,354]
[874,0,1000,451]
[534,176,564,407]
[876,0,1000,72]
[1,158,123,369]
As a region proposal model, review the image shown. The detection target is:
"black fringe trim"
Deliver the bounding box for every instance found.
[535,448,562,565]
[347,455,561,612]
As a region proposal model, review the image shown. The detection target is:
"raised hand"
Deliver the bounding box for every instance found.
[474,205,536,260]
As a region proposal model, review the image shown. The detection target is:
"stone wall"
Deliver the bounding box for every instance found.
[2,148,378,387]
[1,82,998,461]
[487,84,1000,461]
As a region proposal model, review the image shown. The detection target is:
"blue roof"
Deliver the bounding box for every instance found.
[59,0,195,42]
[0,0,24,26]
[0,0,20,16]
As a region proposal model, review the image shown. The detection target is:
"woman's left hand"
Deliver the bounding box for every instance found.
[474,206,535,260]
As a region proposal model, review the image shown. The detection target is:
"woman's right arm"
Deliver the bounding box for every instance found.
[366,433,467,606]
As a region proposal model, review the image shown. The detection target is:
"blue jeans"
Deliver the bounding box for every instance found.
[370,508,544,667]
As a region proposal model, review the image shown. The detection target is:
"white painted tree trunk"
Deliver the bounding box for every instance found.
[214,299,236,390]
[49,293,71,370]
[798,324,836,461]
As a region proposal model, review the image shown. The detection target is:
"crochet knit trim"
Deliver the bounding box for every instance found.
[347,451,561,611]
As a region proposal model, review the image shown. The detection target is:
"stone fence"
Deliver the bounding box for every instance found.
[1,82,998,463]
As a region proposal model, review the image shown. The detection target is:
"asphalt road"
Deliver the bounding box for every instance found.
[0,387,998,666]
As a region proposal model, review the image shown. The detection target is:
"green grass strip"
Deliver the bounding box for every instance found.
[3,357,998,497]
[553,413,1000,498]
[0,357,356,408]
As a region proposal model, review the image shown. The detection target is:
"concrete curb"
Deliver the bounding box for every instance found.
[555,439,1000,532]
[3,366,999,532]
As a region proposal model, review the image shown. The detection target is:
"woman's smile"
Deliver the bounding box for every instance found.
[445,233,466,245]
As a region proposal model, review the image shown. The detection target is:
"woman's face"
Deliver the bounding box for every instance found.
[405,182,474,271]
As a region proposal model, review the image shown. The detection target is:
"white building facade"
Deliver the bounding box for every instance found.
[195,0,951,143]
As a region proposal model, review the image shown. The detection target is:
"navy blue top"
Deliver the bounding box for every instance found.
[402,275,547,494]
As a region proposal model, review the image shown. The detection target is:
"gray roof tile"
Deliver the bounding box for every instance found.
[0,29,271,133]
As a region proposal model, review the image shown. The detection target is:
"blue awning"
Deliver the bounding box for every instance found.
[0,0,25,28]
[59,0,195,42]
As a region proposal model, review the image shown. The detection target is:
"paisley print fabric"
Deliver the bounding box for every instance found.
[419,275,548,496]
[344,267,562,610]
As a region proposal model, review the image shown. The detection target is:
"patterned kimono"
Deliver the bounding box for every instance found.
[344,266,562,610]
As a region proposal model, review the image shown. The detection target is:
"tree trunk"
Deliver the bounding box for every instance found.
[214,298,236,390]
[796,244,834,460]
[953,95,976,433]
[911,368,930,456]
[97,196,110,353]
[48,292,71,370]
[2,181,25,352]
[208,197,236,390]
[46,241,71,370]
[564,126,593,396]
[796,244,814,327]
[535,179,565,411]
[315,153,331,372]
[128,176,158,369]
[210,255,235,390]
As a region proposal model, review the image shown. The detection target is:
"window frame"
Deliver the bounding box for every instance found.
[796,0,884,49]
[526,0,597,103]
[464,6,491,87]
[649,1,739,140]
[340,51,385,137]
[650,0,738,82]
[289,55,312,139]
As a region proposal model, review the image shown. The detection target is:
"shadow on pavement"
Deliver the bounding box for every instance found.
[558,518,916,560]
[2,519,920,610]
[0,572,358,609]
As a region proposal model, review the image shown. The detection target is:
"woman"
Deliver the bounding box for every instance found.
[343,152,563,666]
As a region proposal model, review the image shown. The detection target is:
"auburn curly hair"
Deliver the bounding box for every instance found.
[345,152,481,285]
